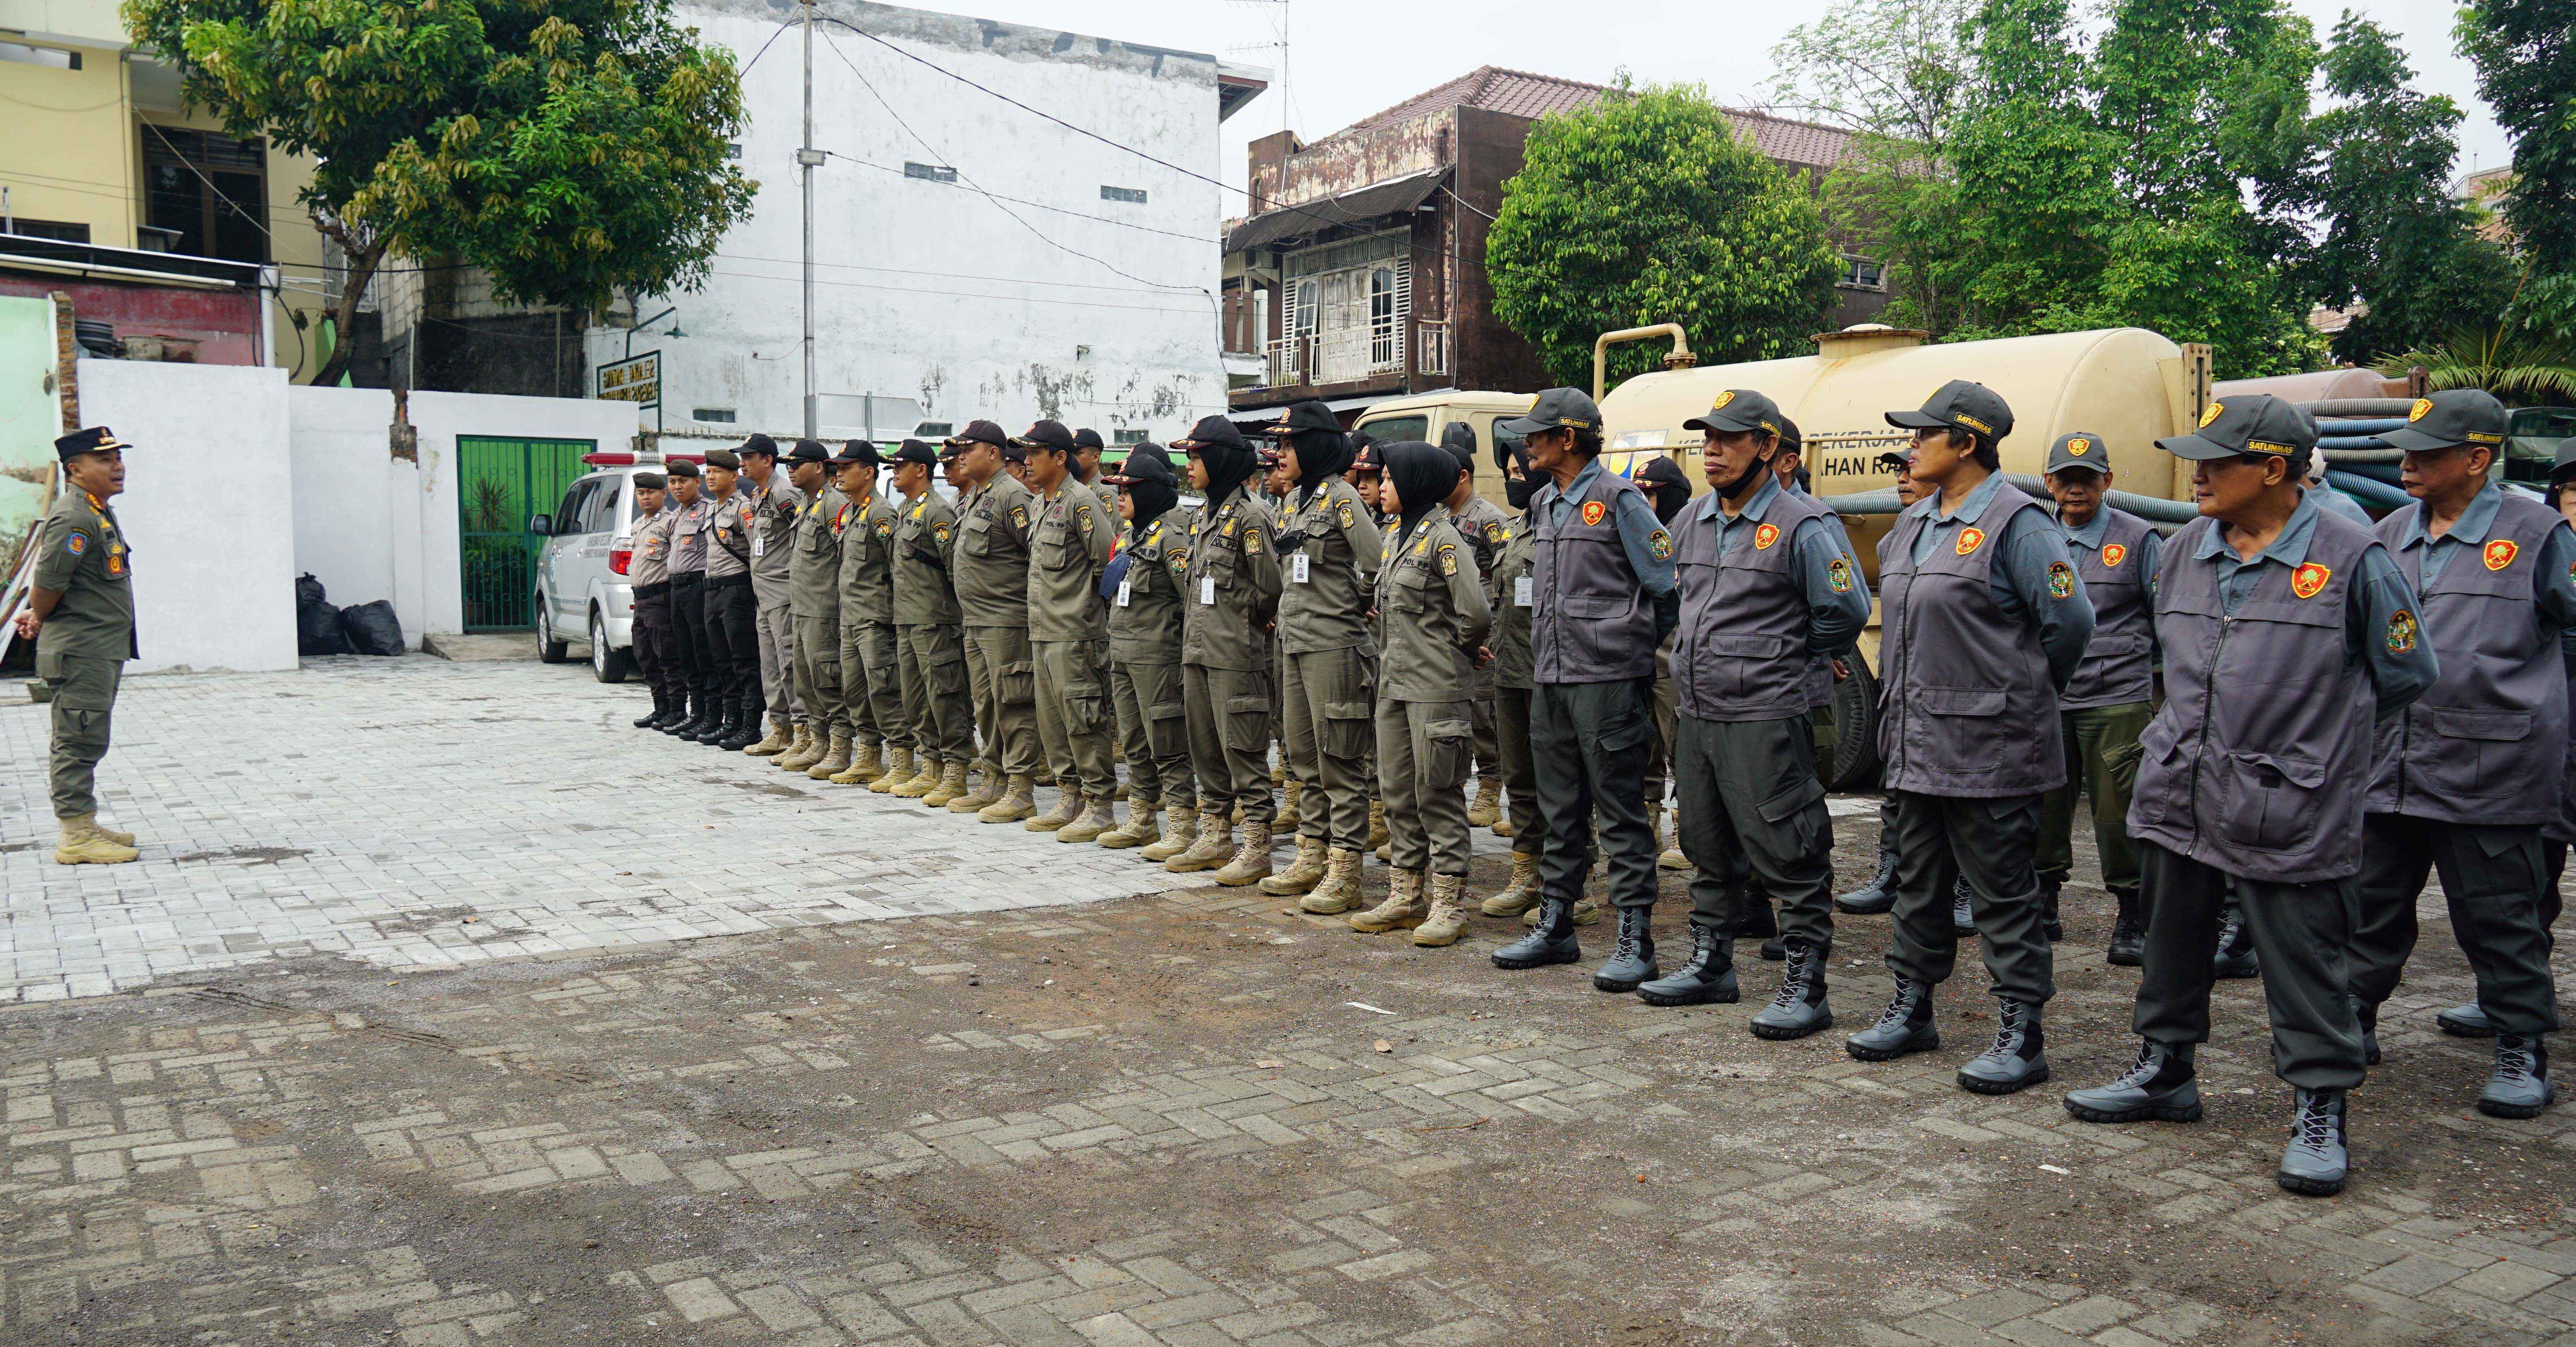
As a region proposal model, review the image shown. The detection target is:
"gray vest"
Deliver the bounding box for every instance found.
[1530,468,1657,683]
[1875,484,2063,797]
[2128,513,2378,883]
[2367,495,2569,825]
[1672,490,1831,722]
[2059,508,2158,709]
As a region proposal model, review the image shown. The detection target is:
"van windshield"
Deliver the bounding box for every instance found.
[1361,415,1427,444]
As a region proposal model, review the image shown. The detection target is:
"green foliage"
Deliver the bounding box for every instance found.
[1487,84,1841,389]
[2456,0,2576,278]
[123,0,757,385]
[2376,325,2576,405]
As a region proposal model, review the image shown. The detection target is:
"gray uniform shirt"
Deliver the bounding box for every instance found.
[669,496,713,574]
[2057,505,2161,709]
[630,505,674,588]
[2192,494,2437,706]
[1182,486,1282,672]
[891,491,961,627]
[1110,511,1190,664]
[788,485,844,622]
[1378,509,1493,702]
[839,493,900,627]
[951,475,1037,628]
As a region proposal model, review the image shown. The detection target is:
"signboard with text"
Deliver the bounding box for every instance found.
[597,351,661,407]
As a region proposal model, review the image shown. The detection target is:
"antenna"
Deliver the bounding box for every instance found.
[1228,0,1292,136]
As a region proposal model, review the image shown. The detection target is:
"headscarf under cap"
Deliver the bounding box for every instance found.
[1383,441,1461,548]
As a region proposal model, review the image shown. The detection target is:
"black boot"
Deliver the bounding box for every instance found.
[718,703,762,752]
[2213,903,2260,979]
[664,691,707,736]
[2064,1039,2201,1123]
[635,689,670,729]
[2038,878,2063,943]
[1750,941,1832,1039]
[650,690,689,730]
[1952,877,1977,938]
[2106,887,2144,967]
[1735,890,1783,962]
[1493,897,1581,970]
[681,693,726,741]
[1836,834,1899,915]
[1957,997,2049,1094]
[1593,907,1659,993]
[1845,976,1939,1061]
[1636,923,1738,1006]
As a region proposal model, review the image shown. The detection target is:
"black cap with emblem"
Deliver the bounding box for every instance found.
[1015,419,1078,455]
[831,440,885,467]
[787,438,831,464]
[1266,400,1339,436]
[1684,389,1784,438]
[737,433,778,461]
[1172,415,1251,454]
[1073,427,1105,452]
[1887,380,2014,444]
[2381,389,2509,455]
[2045,431,2110,475]
[942,419,1009,453]
[1775,414,1802,455]
[1104,442,1176,487]
[2156,394,2316,460]
[54,426,130,463]
[890,438,938,467]
[1498,387,1603,437]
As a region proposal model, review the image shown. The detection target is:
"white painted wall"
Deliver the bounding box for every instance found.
[287,384,398,630]
[407,391,639,638]
[74,359,298,673]
[597,0,1235,445]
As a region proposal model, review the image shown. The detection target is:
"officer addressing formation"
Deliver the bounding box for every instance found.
[45,366,2576,1204]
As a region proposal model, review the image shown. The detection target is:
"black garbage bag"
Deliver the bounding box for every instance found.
[295,573,348,656]
[339,600,405,657]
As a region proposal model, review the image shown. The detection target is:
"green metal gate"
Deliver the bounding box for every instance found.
[458,435,593,630]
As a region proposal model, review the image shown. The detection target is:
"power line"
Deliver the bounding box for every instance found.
[825,152,1216,242]
[714,249,1211,296]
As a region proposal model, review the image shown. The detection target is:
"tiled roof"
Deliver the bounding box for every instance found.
[1326,66,1854,171]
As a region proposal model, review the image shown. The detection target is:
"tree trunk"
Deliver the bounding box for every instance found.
[307,230,387,389]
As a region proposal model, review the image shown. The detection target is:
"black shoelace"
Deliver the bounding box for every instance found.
[1767,949,1812,1011]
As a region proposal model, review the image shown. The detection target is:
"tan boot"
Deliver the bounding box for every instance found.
[1367,798,1389,850]
[745,715,793,756]
[979,774,1038,823]
[1526,895,1603,927]
[1097,800,1159,849]
[1167,812,1233,872]
[1025,786,1082,832]
[850,740,887,782]
[1656,804,1688,870]
[1300,847,1365,914]
[1277,778,1303,829]
[1466,777,1502,829]
[1492,810,1516,839]
[910,759,961,804]
[1349,869,1428,932]
[1481,851,1543,917]
[1058,797,1116,843]
[91,819,137,847]
[1413,874,1472,947]
[1142,807,1200,863]
[1213,821,1274,887]
[1259,834,1327,896]
[948,768,1002,814]
[54,815,137,866]
[857,745,913,789]
[775,724,823,770]
[805,733,854,780]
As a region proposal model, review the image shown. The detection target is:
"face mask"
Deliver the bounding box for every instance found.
[1716,449,1772,500]
[1504,473,1536,510]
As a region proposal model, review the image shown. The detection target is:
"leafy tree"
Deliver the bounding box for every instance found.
[124,0,757,386]
[1487,84,1841,388]
[2376,324,2576,404]
[2456,0,2576,278]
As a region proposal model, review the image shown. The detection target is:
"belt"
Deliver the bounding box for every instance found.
[708,572,753,590]
[672,572,705,587]
[635,580,672,600]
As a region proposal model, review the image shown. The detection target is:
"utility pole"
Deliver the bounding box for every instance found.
[797,0,821,438]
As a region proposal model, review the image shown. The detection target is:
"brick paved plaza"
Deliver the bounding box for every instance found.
[2,658,2572,1345]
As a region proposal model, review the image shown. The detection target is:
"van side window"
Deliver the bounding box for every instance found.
[583,478,623,534]
[554,481,595,535]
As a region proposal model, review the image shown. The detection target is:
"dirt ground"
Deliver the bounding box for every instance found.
[3,815,2572,1346]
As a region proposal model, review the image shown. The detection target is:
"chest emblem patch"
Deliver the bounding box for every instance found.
[2387,608,2419,655]
[1954,527,1986,556]
[106,554,125,576]
[2290,562,2331,600]
[2047,560,2076,600]
[65,533,86,556]
[2100,543,2127,567]
[1753,523,1780,551]
[1581,501,1608,527]
[2485,539,2519,572]
[1828,557,1854,593]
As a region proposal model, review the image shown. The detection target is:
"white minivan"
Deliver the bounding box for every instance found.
[528,452,701,683]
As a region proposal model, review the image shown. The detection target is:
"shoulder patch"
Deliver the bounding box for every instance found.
[1753,522,1780,551]
[1010,505,1029,531]
[1337,497,1356,529]
[2047,560,2076,600]
[1647,528,1674,561]
[876,519,895,539]
[1172,549,1189,574]
[1955,527,1986,556]
[2290,562,2331,599]
[2100,542,2128,568]
[1485,521,1508,546]
[1580,500,1608,527]
[64,532,87,557]
[2387,608,2419,655]
[1828,557,1854,593]
[1076,504,1095,532]
[1244,529,1263,555]
[934,521,952,546]
[1439,543,1458,576]
[2485,539,2519,572]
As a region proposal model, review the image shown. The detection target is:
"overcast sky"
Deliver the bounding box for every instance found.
[925,0,2511,210]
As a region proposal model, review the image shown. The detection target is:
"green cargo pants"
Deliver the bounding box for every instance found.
[1110,660,1193,811]
[793,615,847,739]
[897,623,973,762]
[40,651,123,819]
[840,621,906,750]
[1034,638,1116,798]
[1378,697,1475,876]
[2035,700,2150,894]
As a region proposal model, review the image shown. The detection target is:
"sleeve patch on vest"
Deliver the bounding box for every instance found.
[1647,528,1673,560]
[2047,561,2075,600]
[2387,609,2419,655]
[1828,557,1854,593]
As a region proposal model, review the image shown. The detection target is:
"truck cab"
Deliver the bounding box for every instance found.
[1350,391,1537,497]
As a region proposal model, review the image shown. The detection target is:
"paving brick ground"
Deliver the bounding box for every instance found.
[1,658,2571,1345]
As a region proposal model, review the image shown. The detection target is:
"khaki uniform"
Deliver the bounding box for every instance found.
[1277,477,1385,852]
[1028,482,1118,797]
[788,486,846,738]
[1488,516,1543,850]
[1376,509,1493,875]
[1182,486,1283,822]
[1451,492,1514,775]
[837,491,906,750]
[952,475,1041,777]
[892,491,972,762]
[1110,513,1194,811]
[745,475,805,723]
[33,487,137,819]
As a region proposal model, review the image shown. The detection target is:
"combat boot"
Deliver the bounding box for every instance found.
[856,744,912,789]
[1636,923,1737,1007]
[1835,831,1899,915]
[849,740,887,783]
[1142,807,1198,862]
[2106,887,2144,966]
[2038,878,2063,943]
[1951,877,1977,938]
[1466,777,1501,829]
[1260,835,1327,896]
[1480,851,1542,917]
[1025,787,1082,832]
[805,733,854,780]
[747,715,794,757]
[1367,798,1389,851]
[87,818,136,847]
[1413,874,1472,947]
[1213,821,1274,887]
[1350,869,1428,932]
[54,815,138,866]
[1656,804,1686,870]
[2213,904,2260,979]
[2479,1036,2555,1119]
[2277,1089,2349,1196]
[1302,847,1365,914]
[923,759,969,805]
[2064,1040,2201,1123]
[1845,977,1939,1061]
[979,774,1037,823]
[1058,797,1116,844]
[1593,907,1659,992]
[778,724,825,771]
[1095,798,1156,849]
[948,768,1002,815]
[1957,997,2049,1094]
[1492,896,1581,970]
[667,692,711,737]
[890,755,940,798]
[1166,813,1233,873]
[716,707,763,753]
[678,696,724,741]
[1750,942,1832,1039]
[2438,1002,2497,1037]
[634,691,669,728]
[2354,996,2381,1066]
[1277,778,1303,829]
[1524,894,1602,927]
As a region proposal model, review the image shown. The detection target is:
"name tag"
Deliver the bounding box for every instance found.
[1117,579,1133,608]
[1515,576,1534,607]
[1200,576,1216,605]
[750,535,765,559]
[1292,552,1311,585]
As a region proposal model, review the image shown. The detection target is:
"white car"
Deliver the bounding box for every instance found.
[529,456,680,683]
